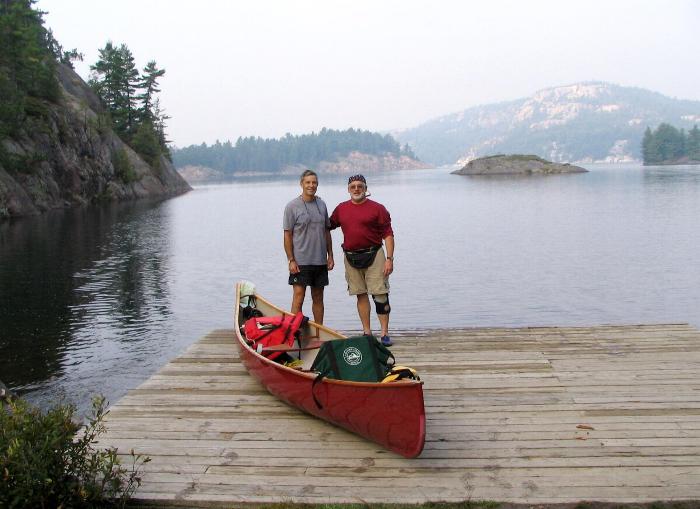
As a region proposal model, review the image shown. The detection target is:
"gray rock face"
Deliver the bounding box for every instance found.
[0,65,191,220]
[452,154,588,175]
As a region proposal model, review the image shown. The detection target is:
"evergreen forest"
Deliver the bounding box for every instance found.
[642,124,700,165]
[171,129,417,175]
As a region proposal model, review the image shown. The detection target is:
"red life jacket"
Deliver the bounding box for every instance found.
[243,312,305,360]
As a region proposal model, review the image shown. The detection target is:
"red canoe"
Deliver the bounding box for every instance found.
[234,282,425,458]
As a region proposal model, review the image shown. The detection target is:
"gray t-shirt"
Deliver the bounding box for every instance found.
[283,196,331,265]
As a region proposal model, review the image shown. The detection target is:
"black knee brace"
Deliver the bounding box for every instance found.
[372,294,391,315]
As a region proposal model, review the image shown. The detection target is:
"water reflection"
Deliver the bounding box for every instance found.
[642,164,700,184]
[0,199,172,411]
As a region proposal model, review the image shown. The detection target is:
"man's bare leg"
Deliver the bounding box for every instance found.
[310,286,324,324]
[356,293,372,334]
[291,285,306,314]
[378,312,389,338]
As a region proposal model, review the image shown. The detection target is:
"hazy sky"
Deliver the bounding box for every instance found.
[38,0,699,147]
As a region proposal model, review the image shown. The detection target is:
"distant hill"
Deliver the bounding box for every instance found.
[393,82,700,165]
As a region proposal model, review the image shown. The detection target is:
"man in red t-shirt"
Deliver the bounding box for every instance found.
[330,175,395,346]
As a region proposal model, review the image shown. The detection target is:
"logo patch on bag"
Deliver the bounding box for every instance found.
[343,346,362,365]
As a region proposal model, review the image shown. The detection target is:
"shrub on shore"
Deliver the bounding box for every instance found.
[0,395,149,509]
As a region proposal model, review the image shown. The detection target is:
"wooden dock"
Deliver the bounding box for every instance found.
[99,324,700,505]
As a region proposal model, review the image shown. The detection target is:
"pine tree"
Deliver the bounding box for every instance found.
[131,120,162,169]
[46,28,82,68]
[151,98,171,153]
[89,42,139,137]
[688,125,700,161]
[401,143,416,159]
[0,0,57,101]
[137,60,165,123]
[0,0,58,136]
[89,42,116,108]
[117,44,139,135]
[654,123,683,162]
[641,126,657,164]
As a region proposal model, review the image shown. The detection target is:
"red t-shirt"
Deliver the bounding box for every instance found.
[330,199,393,251]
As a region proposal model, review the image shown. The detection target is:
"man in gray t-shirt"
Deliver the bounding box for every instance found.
[283,170,334,323]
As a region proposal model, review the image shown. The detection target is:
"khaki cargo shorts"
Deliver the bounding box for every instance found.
[344,248,390,295]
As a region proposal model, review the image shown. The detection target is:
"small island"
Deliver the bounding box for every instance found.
[452,154,588,176]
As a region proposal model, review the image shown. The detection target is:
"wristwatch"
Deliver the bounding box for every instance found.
[386,256,394,261]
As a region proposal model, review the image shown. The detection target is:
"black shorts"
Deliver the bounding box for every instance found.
[288,265,329,287]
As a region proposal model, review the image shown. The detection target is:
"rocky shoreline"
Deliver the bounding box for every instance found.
[0,65,191,220]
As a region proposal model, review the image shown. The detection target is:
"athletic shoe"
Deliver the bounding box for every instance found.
[380,335,393,347]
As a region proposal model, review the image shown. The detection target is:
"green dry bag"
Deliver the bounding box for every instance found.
[310,335,395,409]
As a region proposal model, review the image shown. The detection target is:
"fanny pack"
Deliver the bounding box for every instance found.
[344,245,381,269]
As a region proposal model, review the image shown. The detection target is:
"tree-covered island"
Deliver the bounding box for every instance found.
[642,123,700,165]
[172,129,428,182]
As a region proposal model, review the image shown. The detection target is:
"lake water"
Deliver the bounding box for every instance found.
[2,163,700,414]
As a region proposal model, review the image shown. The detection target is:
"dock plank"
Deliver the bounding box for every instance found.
[99,324,700,505]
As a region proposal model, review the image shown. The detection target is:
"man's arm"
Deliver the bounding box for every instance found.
[284,230,300,274]
[383,235,394,277]
[325,228,334,271]
[329,205,340,230]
